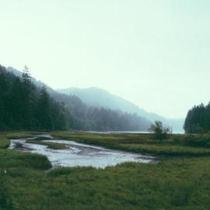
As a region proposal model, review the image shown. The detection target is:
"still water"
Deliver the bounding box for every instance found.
[10,135,155,169]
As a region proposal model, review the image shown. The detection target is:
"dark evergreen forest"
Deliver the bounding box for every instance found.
[184,103,210,133]
[0,65,67,130]
[0,65,150,131]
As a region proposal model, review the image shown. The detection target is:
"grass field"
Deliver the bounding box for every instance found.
[52,131,210,157]
[1,131,210,209]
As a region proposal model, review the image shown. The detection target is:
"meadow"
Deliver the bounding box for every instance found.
[1,131,210,209]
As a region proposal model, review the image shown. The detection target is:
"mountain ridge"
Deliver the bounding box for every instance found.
[6,66,183,132]
[58,87,184,132]
[5,66,151,131]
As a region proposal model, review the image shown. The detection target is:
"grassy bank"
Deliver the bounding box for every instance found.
[0,138,10,149]
[51,131,210,157]
[1,131,210,209]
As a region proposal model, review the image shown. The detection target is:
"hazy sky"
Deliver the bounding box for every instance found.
[0,0,210,118]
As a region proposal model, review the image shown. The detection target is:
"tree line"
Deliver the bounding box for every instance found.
[0,65,67,130]
[184,103,210,133]
[0,65,151,131]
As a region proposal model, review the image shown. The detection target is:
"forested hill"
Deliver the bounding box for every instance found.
[184,103,210,133]
[0,65,151,131]
[59,87,184,132]
[0,65,67,130]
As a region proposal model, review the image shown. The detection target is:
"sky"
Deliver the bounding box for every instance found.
[0,0,210,119]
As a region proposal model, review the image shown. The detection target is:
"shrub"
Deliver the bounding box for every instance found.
[150,121,171,141]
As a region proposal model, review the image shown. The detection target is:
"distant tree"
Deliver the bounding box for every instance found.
[36,86,52,129]
[21,67,37,129]
[150,121,171,140]
[22,65,31,80]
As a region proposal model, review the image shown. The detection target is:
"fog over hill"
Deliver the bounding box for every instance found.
[5,67,151,131]
[59,87,184,132]
[6,66,183,132]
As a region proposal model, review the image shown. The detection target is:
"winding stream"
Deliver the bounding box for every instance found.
[9,135,155,168]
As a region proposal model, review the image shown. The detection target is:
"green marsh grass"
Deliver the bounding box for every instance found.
[1,131,210,209]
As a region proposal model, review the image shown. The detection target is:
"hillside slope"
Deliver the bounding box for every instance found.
[59,87,184,132]
[5,67,150,131]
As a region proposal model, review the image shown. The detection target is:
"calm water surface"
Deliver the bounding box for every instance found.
[9,135,156,168]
